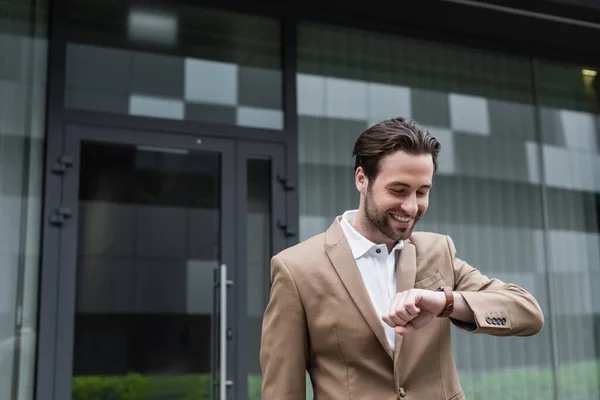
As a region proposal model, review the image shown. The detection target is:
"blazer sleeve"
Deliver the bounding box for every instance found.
[260,255,309,400]
[447,236,544,336]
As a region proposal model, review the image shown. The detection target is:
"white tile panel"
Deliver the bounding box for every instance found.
[129,94,184,120]
[367,83,411,126]
[236,106,284,130]
[449,93,490,135]
[297,73,326,117]
[299,215,331,242]
[560,109,597,152]
[525,141,541,184]
[542,145,571,190]
[184,58,237,106]
[325,77,368,121]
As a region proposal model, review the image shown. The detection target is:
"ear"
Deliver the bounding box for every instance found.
[355,167,369,195]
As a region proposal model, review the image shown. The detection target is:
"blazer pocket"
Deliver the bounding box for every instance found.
[414,272,443,290]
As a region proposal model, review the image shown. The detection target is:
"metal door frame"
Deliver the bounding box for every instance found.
[233,141,288,400]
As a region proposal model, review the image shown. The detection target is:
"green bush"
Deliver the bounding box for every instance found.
[72,361,600,400]
[72,374,147,400]
[72,374,211,400]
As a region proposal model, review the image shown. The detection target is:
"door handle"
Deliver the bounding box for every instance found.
[220,264,234,398]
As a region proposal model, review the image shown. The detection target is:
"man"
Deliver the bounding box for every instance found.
[260,117,544,400]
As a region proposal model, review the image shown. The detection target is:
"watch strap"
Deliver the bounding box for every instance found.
[436,286,454,318]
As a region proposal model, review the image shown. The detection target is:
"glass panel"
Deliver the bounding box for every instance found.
[64,0,283,130]
[297,22,553,400]
[246,159,272,400]
[535,61,600,399]
[71,141,221,400]
[0,0,48,398]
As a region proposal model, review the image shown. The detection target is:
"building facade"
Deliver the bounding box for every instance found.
[1,0,599,399]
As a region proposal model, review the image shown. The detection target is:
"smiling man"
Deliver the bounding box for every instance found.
[260,117,544,400]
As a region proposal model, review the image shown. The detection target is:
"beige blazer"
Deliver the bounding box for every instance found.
[260,217,544,400]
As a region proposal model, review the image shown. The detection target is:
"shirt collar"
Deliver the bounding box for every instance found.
[340,210,404,260]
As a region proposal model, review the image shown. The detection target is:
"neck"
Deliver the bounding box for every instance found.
[351,210,397,253]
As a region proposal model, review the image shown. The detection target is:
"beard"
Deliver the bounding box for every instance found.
[364,186,420,242]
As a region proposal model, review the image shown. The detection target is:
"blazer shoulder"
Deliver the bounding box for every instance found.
[274,232,327,271]
[409,231,452,254]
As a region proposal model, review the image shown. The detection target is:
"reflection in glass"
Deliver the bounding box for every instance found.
[535,61,600,400]
[65,0,283,129]
[0,0,48,398]
[72,142,221,399]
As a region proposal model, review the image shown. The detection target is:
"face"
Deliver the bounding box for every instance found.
[356,150,434,242]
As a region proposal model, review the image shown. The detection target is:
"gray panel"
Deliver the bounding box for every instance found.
[135,206,187,258]
[488,99,536,140]
[78,202,135,257]
[135,259,186,313]
[238,66,282,109]
[539,107,565,147]
[186,260,216,315]
[0,80,26,135]
[547,231,600,273]
[0,255,18,315]
[132,52,184,98]
[75,257,134,313]
[429,175,544,229]
[597,114,600,154]
[0,33,24,81]
[551,272,595,315]
[410,88,450,128]
[0,135,29,196]
[66,43,132,93]
[298,115,367,167]
[185,102,236,125]
[65,89,129,114]
[299,163,358,220]
[546,188,599,233]
[554,314,598,363]
[453,132,530,183]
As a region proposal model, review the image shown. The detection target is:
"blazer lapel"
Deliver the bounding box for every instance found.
[324,218,393,359]
[394,239,417,365]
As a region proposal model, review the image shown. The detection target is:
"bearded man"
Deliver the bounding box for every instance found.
[260,117,544,400]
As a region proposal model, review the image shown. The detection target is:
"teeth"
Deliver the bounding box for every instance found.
[392,214,411,223]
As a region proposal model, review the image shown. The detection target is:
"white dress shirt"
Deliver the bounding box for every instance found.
[340,210,403,354]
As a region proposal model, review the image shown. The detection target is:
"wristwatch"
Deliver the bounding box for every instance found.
[436,286,454,318]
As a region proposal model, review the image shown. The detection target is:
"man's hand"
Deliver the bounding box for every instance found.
[382,289,446,335]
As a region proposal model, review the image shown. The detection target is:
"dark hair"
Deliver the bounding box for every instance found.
[353,117,441,181]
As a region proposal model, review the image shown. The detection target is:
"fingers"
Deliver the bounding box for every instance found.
[382,290,422,329]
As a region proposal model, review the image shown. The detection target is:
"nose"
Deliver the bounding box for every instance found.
[401,194,418,216]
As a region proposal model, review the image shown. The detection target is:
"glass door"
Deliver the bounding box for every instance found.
[54,125,236,400]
